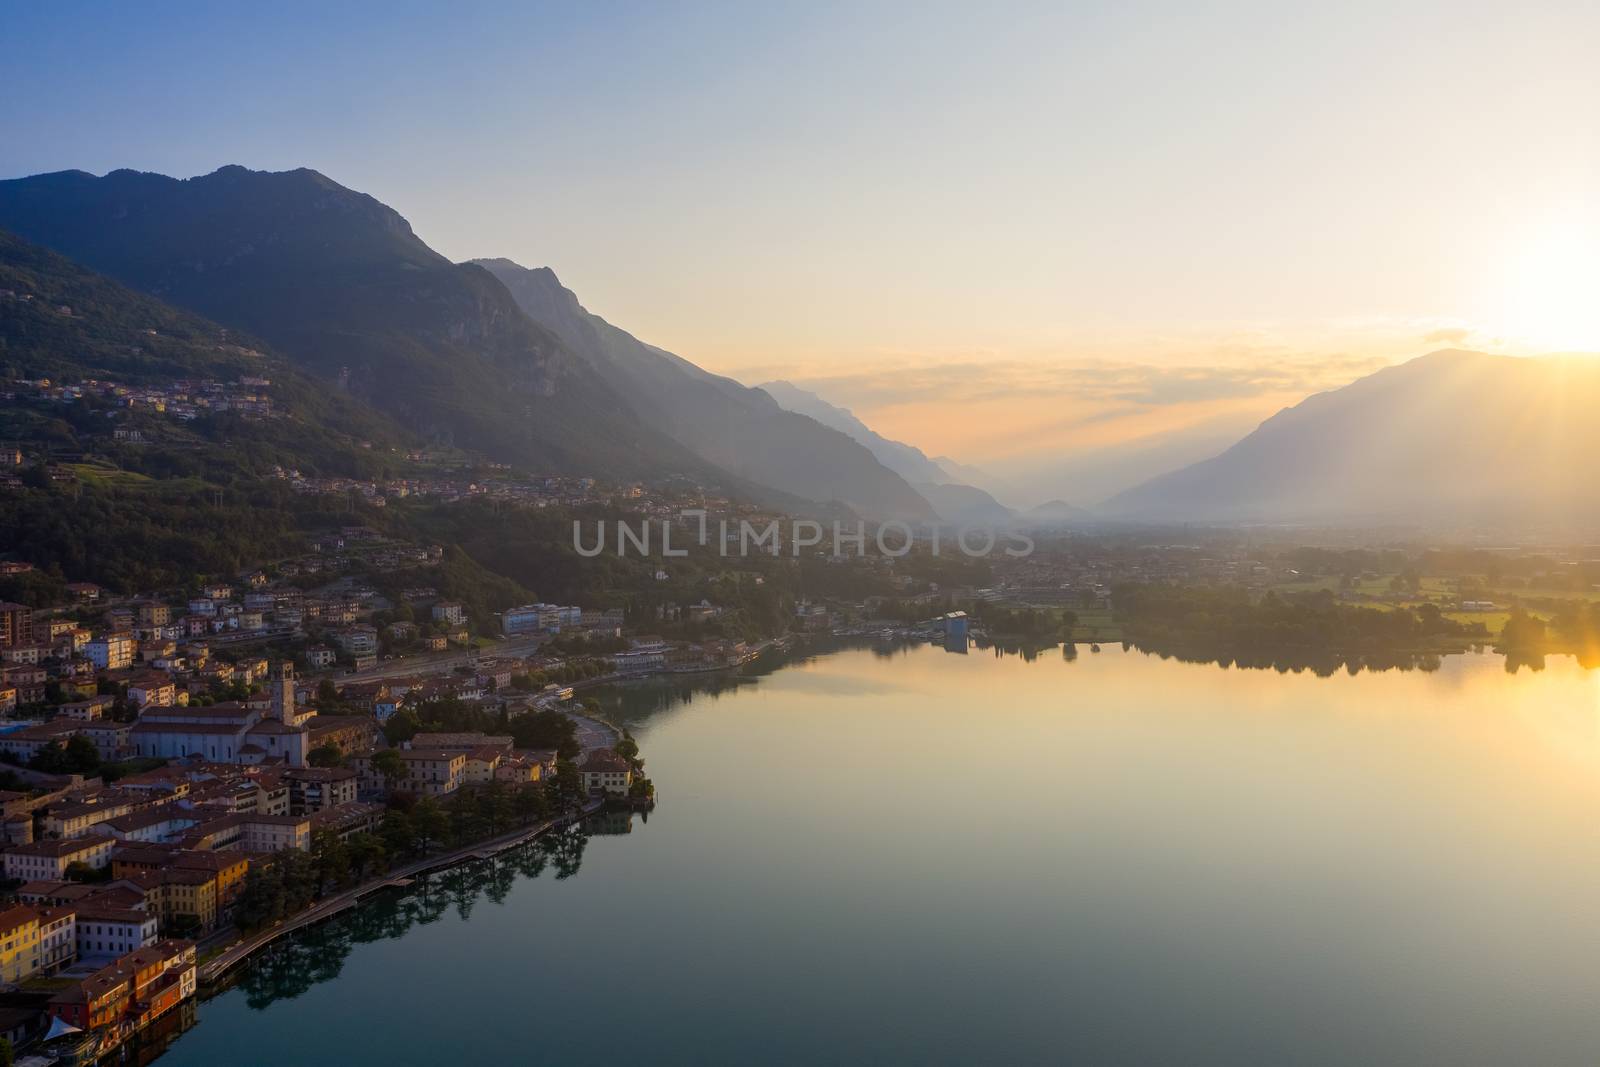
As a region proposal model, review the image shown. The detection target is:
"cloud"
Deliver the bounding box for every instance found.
[744,342,1402,474]
[777,352,1390,412]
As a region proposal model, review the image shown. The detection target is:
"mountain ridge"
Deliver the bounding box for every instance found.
[1103,349,1600,525]
[471,257,936,520]
[0,166,726,484]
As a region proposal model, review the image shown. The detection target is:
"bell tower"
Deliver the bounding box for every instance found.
[271,662,296,724]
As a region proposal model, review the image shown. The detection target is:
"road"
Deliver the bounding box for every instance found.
[329,636,547,685]
[567,713,620,754]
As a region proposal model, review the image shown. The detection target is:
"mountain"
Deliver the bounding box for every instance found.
[0,166,717,482]
[757,379,949,486]
[927,455,1022,506]
[472,259,934,520]
[1025,500,1095,525]
[913,482,1015,526]
[0,226,407,478]
[998,417,1255,510]
[1102,350,1600,525]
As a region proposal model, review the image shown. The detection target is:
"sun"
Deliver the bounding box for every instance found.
[1493,214,1600,352]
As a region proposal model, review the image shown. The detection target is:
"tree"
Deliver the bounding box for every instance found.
[236,860,287,930]
[311,827,351,892]
[483,778,514,836]
[347,832,388,879]
[553,757,584,806]
[307,743,345,768]
[513,782,549,826]
[447,788,484,845]
[383,708,421,746]
[614,731,643,772]
[509,709,580,759]
[379,808,416,858]
[371,748,406,792]
[412,796,447,851]
[278,849,318,913]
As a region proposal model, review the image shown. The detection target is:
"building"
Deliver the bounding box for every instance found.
[579,748,634,795]
[126,671,177,709]
[74,902,160,959]
[333,625,378,656]
[267,662,313,726]
[306,714,378,757]
[58,695,114,721]
[104,808,203,845]
[43,793,140,839]
[0,718,88,762]
[352,749,465,796]
[3,833,117,881]
[112,848,248,908]
[304,645,337,669]
[127,867,222,931]
[431,601,466,625]
[237,813,313,852]
[0,602,32,650]
[48,939,196,1035]
[409,732,513,751]
[88,632,137,671]
[130,690,310,767]
[501,602,580,636]
[0,904,77,982]
[282,767,358,814]
[0,905,41,982]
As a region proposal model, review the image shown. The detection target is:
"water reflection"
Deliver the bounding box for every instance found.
[220,827,595,1012]
[154,643,1600,1066]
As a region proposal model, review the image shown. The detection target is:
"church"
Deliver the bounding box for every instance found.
[130,663,312,767]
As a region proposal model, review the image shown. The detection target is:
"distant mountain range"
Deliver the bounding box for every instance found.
[755,378,1029,521]
[472,260,933,520]
[757,380,950,486]
[0,166,929,518]
[7,169,1586,532]
[1102,349,1600,525]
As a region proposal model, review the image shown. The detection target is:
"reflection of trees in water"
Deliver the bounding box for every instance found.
[1505,650,1546,673]
[595,640,846,729]
[1121,638,1450,676]
[976,639,1055,662]
[229,827,592,1011]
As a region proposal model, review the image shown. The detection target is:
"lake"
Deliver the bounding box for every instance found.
[152,641,1600,1065]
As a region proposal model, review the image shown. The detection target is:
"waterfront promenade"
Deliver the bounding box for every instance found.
[202,797,605,984]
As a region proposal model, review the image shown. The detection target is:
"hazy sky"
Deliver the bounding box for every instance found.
[5,1,1599,487]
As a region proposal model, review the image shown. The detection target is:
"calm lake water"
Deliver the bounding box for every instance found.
[153,641,1600,1065]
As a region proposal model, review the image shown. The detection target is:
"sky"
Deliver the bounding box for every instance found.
[5,1,1600,499]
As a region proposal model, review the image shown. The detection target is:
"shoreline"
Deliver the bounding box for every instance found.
[199,640,788,990]
[201,797,605,988]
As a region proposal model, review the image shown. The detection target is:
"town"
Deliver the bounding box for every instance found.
[0,564,667,1063]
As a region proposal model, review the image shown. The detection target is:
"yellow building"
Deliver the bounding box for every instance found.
[0,904,74,981]
[0,905,41,983]
[141,869,220,931]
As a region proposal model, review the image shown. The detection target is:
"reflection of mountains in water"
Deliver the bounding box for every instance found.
[220,828,595,1011]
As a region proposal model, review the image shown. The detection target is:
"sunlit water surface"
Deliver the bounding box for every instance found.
[155,643,1600,1065]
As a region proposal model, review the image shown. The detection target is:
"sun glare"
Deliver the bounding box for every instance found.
[1495,215,1600,351]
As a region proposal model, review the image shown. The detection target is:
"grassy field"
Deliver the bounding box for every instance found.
[67,461,210,494]
[68,460,154,488]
